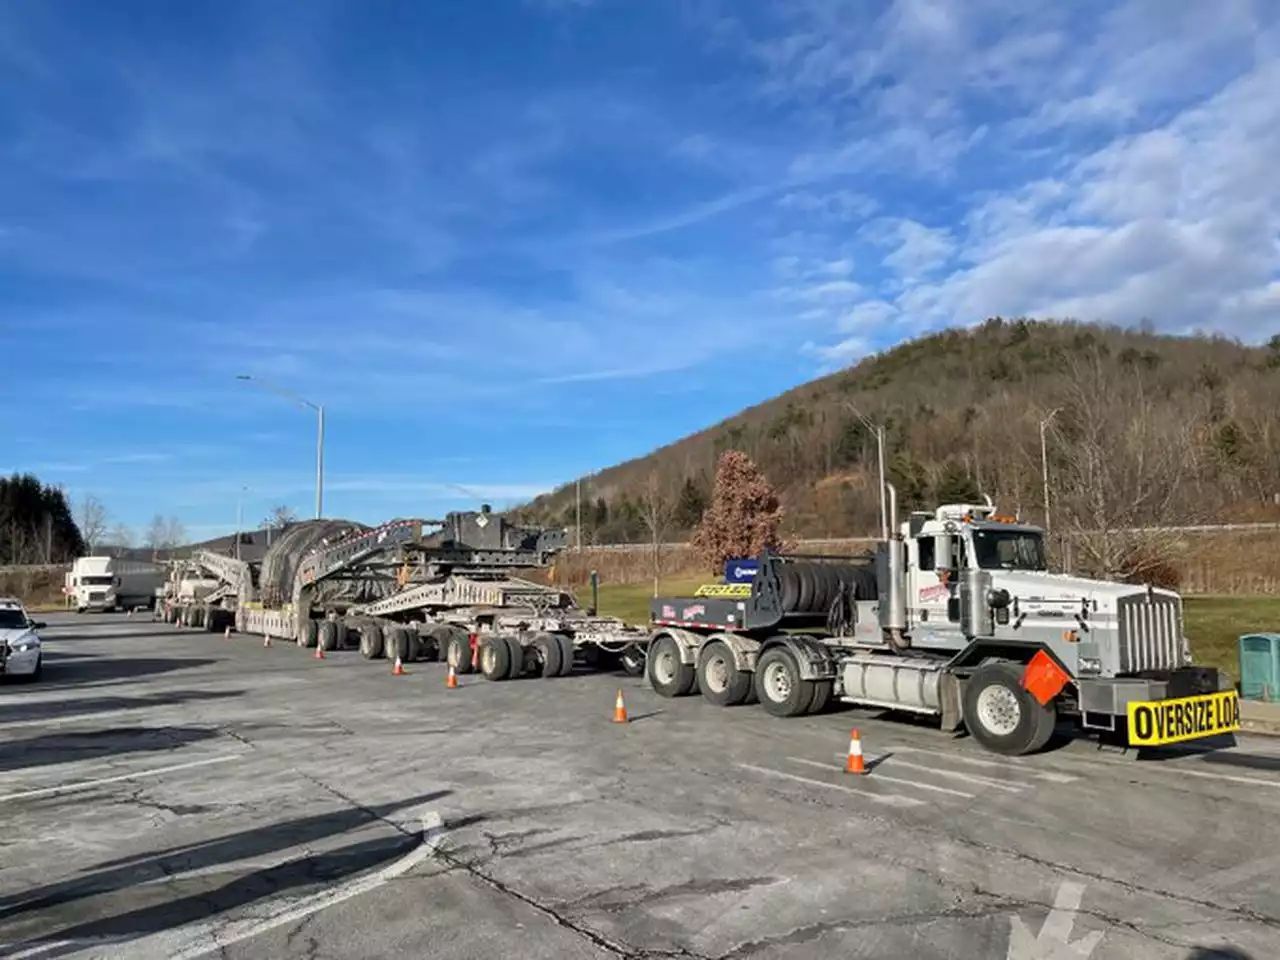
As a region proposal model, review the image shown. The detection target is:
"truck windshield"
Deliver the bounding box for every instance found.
[81,576,114,586]
[971,529,1047,571]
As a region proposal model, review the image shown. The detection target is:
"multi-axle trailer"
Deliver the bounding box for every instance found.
[157,508,647,679]
[646,485,1239,756]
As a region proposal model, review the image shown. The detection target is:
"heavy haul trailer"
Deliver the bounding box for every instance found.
[163,510,647,677]
[646,484,1240,756]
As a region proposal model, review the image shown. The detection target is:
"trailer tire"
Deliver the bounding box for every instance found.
[505,636,526,679]
[202,607,218,632]
[961,662,1057,757]
[754,647,813,718]
[385,626,412,663]
[797,564,816,613]
[533,633,563,678]
[359,623,384,659]
[556,634,576,676]
[619,644,646,678]
[297,619,318,648]
[446,633,476,674]
[647,634,696,698]
[697,640,753,707]
[479,636,512,681]
[317,620,339,652]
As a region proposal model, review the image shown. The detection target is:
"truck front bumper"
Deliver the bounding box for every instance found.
[1078,668,1238,745]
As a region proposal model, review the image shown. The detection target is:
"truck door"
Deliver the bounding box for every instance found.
[914,533,962,626]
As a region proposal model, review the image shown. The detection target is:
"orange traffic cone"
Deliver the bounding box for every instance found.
[392,656,405,676]
[613,689,628,724]
[845,729,865,775]
[447,665,458,689]
[315,645,325,660]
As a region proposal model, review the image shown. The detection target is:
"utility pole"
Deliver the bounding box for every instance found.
[576,479,582,551]
[236,375,325,520]
[1040,409,1060,535]
[235,485,247,561]
[844,403,889,539]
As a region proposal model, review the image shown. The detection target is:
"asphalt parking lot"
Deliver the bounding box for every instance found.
[1,613,1277,959]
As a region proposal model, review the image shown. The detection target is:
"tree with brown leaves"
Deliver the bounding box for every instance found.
[692,451,785,572]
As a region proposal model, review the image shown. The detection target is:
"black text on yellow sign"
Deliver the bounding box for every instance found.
[1126,691,1239,746]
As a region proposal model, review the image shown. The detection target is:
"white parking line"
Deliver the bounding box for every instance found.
[871,757,1027,793]
[736,763,926,807]
[786,757,974,799]
[890,746,1079,783]
[0,755,240,803]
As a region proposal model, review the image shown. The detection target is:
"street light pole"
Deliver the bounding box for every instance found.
[236,375,325,520]
[1039,408,1060,535]
[235,484,247,560]
[845,403,888,540]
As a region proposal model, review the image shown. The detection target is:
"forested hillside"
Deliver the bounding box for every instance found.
[0,473,86,565]
[518,319,1280,571]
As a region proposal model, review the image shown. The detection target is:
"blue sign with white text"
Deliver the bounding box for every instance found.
[724,558,759,583]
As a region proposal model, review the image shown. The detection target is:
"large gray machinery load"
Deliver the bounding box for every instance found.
[646,484,1239,757]
[165,506,646,680]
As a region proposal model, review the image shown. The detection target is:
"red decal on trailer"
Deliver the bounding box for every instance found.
[681,604,705,619]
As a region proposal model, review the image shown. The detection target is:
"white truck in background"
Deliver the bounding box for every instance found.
[65,557,165,613]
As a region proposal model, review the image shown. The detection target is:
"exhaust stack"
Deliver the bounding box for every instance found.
[878,483,910,650]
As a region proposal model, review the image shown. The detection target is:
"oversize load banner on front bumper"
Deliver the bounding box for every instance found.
[1127,690,1240,746]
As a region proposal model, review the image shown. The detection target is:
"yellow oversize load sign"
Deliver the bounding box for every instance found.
[693,583,752,598]
[1127,690,1240,746]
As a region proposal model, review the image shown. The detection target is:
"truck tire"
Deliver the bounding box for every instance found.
[479,636,512,681]
[533,633,563,678]
[619,644,646,678]
[317,620,339,652]
[202,606,218,632]
[754,647,814,718]
[505,636,526,679]
[779,567,801,613]
[359,623,384,659]
[298,619,319,648]
[556,634,576,676]
[647,634,696,698]
[416,624,447,662]
[697,640,753,707]
[797,564,816,613]
[806,678,833,714]
[961,662,1057,757]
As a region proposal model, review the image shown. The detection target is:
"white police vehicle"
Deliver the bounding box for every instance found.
[0,597,44,682]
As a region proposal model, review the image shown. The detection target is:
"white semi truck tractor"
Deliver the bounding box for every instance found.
[646,485,1239,756]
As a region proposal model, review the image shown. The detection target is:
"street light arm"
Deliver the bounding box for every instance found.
[236,374,319,412]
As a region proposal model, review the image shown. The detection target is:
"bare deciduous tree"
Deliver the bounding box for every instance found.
[77,495,109,555]
[264,505,298,530]
[638,471,677,596]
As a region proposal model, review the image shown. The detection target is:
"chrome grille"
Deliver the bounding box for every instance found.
[1116,594,1184,673]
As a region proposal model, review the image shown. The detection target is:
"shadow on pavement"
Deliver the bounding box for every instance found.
[0,726,222,774]
[0,689,242,726]
[0,790,454,925]
[1187,948,1253,959]
[40,655,219,689]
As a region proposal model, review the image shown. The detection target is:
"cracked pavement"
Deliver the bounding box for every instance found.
[0,613,1277,959]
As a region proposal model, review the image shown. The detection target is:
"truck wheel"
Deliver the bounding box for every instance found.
[698,640,753,707]
[479,636,512,681]
[647,634,696,698]
[317,620,339,652]
[416,624,445,662]
[754,647,814,718]
[359,623,384,659]
[505,637,526,679]
[533,633,563,678]
[556,634,576,676]
[619,644,646,678]
[202,607,219,632]
[961,662,1057,757]
[298,619,319,648]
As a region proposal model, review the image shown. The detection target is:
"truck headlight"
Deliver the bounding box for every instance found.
[1078,657,1102,675]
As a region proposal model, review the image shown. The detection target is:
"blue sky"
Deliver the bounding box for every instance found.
[1,0,1277,540]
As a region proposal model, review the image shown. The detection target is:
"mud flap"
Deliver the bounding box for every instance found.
[940,673,964,732]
